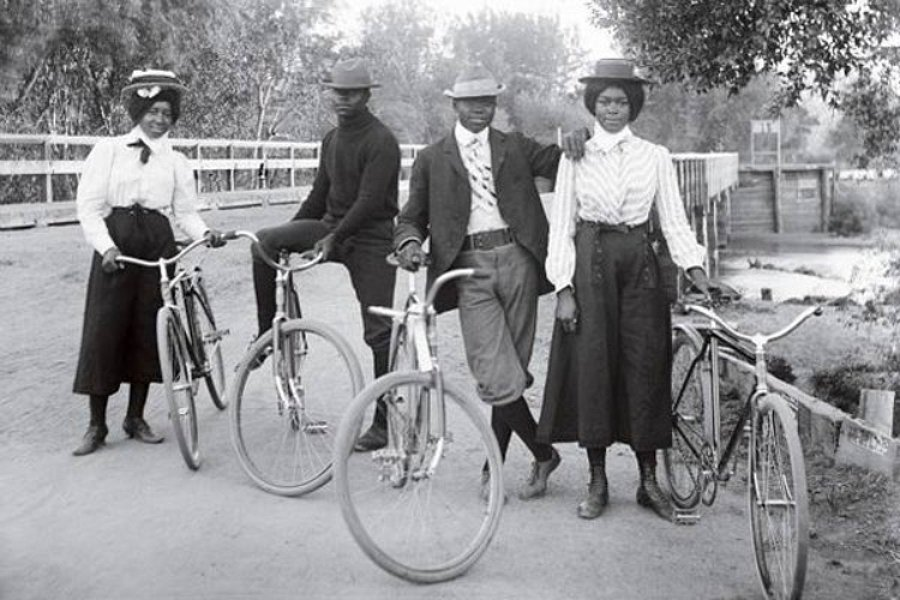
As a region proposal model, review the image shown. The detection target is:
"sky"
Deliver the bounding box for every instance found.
[334,0,619,59]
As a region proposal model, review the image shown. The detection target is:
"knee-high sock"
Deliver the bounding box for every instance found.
[493,397,553,462]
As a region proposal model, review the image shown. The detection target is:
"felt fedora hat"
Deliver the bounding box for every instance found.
[578,59,653,84]
[121,69,187,98]
[322,58,380,89]
[444,65,505,99]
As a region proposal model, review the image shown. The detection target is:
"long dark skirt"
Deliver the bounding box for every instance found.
[536,221,672,451]
[72,206,177,396]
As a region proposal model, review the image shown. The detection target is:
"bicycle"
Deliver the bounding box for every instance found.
[116,237,229,470]
[333,260,504,584]
[663,293,822,600]
[228,231,365,497]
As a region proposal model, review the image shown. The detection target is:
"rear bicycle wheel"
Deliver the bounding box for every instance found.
[748,393,809,600]
[157,307,200,470]
[230,319,364,496]
[334,372,504,583]
[188,277,227,410]
[663,326,710,509]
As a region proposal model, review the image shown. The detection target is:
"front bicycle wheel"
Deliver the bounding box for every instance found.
[157,307,200,470]
[334,372,504,583]
[748,393,809,600]
[188,277,227,410]
[230,319,364,496]
[663,326,710,509]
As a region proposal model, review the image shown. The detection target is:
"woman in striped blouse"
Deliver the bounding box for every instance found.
[536,59,712,521]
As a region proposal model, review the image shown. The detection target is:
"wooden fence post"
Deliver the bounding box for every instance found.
[44,139,52,203]
[859,389,896,436]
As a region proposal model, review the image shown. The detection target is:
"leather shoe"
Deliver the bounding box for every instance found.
[122,417,164,444]
[353,424,387,452]
[72,423,108,456]
[518,448,561,500]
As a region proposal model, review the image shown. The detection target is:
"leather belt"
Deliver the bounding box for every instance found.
[578,220,649,234]
[461,228,515,251]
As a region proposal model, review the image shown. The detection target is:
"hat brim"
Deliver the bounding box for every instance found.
[322,82,381,89]
[578,75,654,85]
[121,82,188,96]
[443,84,506,99]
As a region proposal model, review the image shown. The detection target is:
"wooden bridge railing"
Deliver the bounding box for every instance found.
[0,134,739,274]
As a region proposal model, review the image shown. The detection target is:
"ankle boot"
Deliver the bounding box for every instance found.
[73,423,108,456]
[577,464,609,519]
[519,448,561,500]
[636,453,674,522]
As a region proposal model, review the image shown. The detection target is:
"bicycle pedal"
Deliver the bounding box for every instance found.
[673,510,701,526]
[302,420,328,435]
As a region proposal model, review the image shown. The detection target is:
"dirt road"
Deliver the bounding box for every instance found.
[0,206,879,599]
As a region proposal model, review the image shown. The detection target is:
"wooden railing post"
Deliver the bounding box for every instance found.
[228,144,235,192]
[44,139,52,203]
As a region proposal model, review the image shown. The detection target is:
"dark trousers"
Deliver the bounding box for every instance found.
[251,217,395,362]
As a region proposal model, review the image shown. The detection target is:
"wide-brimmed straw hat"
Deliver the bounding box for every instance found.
[121,69,187,98]
[578,59,653,84]
[322,59,380,89]
[443,65,505,99]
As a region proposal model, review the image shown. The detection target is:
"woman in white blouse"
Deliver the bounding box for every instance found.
[536,59,711,521]
[72,70,223,456]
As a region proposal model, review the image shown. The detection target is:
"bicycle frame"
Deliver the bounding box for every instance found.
[117,237,214,373]
[369,267,480,480]
[227,230,324,431]
[672,304,822,500]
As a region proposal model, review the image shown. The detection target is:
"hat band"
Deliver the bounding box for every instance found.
[451,78,502,97]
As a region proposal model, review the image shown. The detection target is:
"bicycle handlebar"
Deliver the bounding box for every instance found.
[367,266,487,318]
[116,236,212,268]
[684,303,823,348]
[222,229,324,273]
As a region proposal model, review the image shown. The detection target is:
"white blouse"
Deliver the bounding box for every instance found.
[546,125,707,291]
[76,126,209,255]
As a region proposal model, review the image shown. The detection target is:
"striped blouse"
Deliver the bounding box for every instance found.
[76,126,209,255]
[546,125,707,292]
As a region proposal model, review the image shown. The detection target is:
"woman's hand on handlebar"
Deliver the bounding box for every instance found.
[103,247,123,273]
[396,240,427,272]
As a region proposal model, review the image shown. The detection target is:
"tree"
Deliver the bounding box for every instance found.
[588,0,900,163]
[449,10,586,134]
[353,0,446,142]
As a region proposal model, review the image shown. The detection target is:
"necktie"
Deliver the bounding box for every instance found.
[464,138,497,209]
[127,139,151,164]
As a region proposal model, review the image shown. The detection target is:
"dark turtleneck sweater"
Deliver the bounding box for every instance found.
[294,108,400,243]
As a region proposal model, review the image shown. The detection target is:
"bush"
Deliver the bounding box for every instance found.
[828,201,868,236]
[810,361,900,436]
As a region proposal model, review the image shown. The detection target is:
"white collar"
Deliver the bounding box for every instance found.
[128,125,171,155]
[588,123,633,154]
[454,121,489,148]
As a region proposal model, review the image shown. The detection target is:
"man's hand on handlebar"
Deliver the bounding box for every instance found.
[313,233,336,261]
[205,228,227,248]
[396,240,427,272]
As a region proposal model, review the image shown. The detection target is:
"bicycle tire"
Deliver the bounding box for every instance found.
[333,371,504,584]
[189,276,227,410]
[748,393,809,600]
[230,318,364,496]
[663,325,710,509]
[157,306,201,470]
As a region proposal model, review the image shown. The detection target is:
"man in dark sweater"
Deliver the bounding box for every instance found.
[250,59,398,450]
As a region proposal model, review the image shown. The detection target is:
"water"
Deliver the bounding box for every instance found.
[717,234,889,302]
